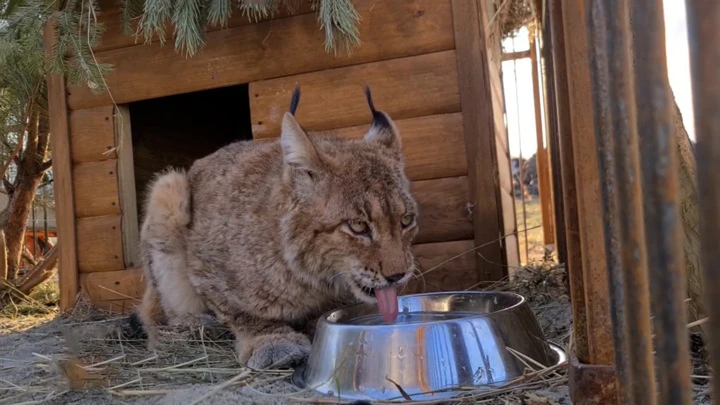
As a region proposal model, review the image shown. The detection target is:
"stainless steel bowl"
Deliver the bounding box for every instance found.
[292,291,566,401]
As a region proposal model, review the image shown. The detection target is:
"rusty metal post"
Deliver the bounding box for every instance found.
[684,1,720,402]
[585,0,657,403]
[549,0,589,365]
[629,1,693,404]
[549,0,589,363]
[558,1,619,402]
[540,4,568,268]
[560,0,614,367]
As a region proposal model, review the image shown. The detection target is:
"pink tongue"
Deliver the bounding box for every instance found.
[375,287,399,323]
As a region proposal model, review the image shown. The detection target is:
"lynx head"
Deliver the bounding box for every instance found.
[279,85,419,321]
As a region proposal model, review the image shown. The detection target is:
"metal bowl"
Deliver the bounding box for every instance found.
[292,291,566,401]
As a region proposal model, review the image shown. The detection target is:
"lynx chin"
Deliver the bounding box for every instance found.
[134,85,420,369]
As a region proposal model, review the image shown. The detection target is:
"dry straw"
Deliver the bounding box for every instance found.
[0,260,577,404]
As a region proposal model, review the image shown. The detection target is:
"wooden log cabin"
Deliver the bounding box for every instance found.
[45,0,519,313]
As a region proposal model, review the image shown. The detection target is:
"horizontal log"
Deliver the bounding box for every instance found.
[79,240,480,304]
[69,106,116,163]
[68,0,454,110]
[86,298,139,314]
[405,239,478,294]
[73,160,121,218]
[249,50,461,138]
[76,215,125,272]
[93,2,313,53]
[74,174,469,272]
[413,176,473,244]
[81,267,144,302]
[284,113,468,182]
[253,113,468,181]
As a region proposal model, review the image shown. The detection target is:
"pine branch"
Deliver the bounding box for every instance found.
[120,0,144,35]
[207,0,231,28]
[139,0,172,45]
[314,0,361,55]
[172,0,205,57]
[238,0,280,22]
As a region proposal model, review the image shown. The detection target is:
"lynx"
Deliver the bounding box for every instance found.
[135,86,419,369]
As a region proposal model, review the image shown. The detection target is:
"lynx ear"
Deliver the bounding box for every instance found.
[281,112,321,173]
[362,85,401,150]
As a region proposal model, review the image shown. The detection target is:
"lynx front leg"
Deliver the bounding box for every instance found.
[230,315,311,370]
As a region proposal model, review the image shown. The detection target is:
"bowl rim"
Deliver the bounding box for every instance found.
[319,290,528,329]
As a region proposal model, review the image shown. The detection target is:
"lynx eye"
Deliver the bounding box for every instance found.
[348,220,370,235]
[401,214,415,228]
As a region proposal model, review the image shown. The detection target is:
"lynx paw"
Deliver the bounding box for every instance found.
[239,333,311,370]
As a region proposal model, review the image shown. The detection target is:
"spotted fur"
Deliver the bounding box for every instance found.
[136,86,419,369]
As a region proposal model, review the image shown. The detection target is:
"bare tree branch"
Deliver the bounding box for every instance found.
[37,115,50,159]
[24,112,40,167]
[39,159,52,173]
[2,177,15,195]
[22,246,37,266]
[0,230,6,282]
[0,245,59,311]
[0,82,41,181]
[16,245,58,292]
[0,129,25,181]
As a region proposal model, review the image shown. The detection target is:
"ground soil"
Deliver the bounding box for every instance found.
[0,266,710,404]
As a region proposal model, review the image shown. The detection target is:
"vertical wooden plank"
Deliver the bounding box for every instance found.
[561,0,614,366]
[115,106,140,268]
[44,19,78,311]
[530,27,556,247]
[450,0,508,282]
[480,0,520,270]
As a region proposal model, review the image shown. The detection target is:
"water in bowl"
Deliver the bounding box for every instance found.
[346,310,478,326]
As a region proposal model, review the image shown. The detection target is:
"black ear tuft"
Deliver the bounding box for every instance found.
[289,85,301,116]
[364,84,391,130]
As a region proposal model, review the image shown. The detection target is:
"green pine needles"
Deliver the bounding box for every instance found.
[125,0,361,57]
[1,0,361,96]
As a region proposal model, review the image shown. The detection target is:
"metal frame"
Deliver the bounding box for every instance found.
[544,0,715,403]
[685,1,720,402]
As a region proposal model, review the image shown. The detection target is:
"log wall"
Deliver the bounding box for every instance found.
[55,0,514,313]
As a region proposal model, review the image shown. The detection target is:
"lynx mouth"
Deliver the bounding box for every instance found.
[353,280,376,297]
[350,278,399,323]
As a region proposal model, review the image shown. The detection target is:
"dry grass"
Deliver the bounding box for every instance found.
[0,273,59,333]
[0,259,710,404]
[515,198,547,265]
[0,264,574,405]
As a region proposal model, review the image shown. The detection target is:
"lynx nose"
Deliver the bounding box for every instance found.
[385,273,405,283]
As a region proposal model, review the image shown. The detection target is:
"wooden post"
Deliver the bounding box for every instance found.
[529,25,556,247]
[44,19,79,312]
[114,106,140,268]
[451,0,513,280]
